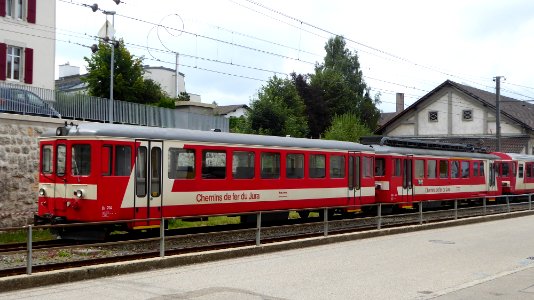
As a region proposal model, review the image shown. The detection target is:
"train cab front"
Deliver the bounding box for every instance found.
[35,123,98,226]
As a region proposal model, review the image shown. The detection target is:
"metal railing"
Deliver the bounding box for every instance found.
[1,193,532,276]
[0,82,229,132]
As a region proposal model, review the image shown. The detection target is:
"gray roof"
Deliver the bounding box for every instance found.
[377,80,534,133]
[43,123,373,152]
[213,104,249,116]
[372,145,500,160]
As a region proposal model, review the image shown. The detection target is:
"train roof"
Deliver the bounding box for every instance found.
[372,145,500,159]
[42,123,373,152]
[494,152,534,161]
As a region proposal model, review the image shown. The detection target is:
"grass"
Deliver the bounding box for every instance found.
[168,216,241,229]
[0,229,55,244]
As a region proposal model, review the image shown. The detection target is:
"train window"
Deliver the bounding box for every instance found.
[286,154,304,179]
[310,154,326,178]
[451,161,460,178]
[233,151,255,179]
[168,148,195,179]
[261,152,280,179]
[330,155,346,178]
[101,145,112,176]
[115,146,132,176]
[427,160,437,178]
[56,144,66,176]
[479,161,485,176]
[490,163,496,186]
[41,145,53,174]
[72,144,91,176]
[393,158,401,177]
[473,162,479,176]
[527,163,533,178]
[202,150,227,179]
[415,160,424,179]
[501,163,510,177]
[354,156,361,189]
[461,161,470,178]
[362,156,373,178]
[519,163,524,178]
[513,162,517,176]
[374,157,385,176]
[150,147,161,197]
[439,160,448,178]
[136,147,147,197]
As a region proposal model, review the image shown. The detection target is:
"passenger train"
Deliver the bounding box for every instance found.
[34,122,530,234]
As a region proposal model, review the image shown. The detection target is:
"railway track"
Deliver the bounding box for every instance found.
[0,201,531,277]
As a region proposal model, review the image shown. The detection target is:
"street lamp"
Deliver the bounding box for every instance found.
[103,10,116,124]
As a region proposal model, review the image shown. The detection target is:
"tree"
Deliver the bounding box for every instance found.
[291,73,327,138]
[323,113,372,142]
[311,36,381,131]
[246,76,308,137]
[176,92,190,102]
[83,40,168,105]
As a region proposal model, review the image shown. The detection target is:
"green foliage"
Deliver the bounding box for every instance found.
[324,113,372,142]
[177,91,191,102]
[246,76,308,137]
[311,36,381,131]
[167,216,240,228]
[291,73,326,138]
[157,97,176,109]
[229,116,248,133]
[0,229,54,244]
[83,40,167,105]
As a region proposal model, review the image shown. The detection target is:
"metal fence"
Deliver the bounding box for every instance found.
[0,82,229,132]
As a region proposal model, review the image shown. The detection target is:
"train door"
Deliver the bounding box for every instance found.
[134,140,163,227]
[348,151,361,207]
[400,155,414,206]
[54,140,68,213]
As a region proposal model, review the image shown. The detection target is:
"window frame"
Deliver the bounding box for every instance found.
[286,153,304,179]
[260,152,280,179]
[168,148,196,180]
[309,154,326,179]
[232,150,255,180]
[330,155,346,178]
[71,144,91,176]
[202,150,227,180]
[428,111,438,122]
[462,109,473,121]
[6,45,22,81]
[41,144,53,174]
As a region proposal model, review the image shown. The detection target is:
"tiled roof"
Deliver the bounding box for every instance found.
[213,104,248,115]
[377,80,534,133]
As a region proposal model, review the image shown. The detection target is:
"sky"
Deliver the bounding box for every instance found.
[55,0,534,112]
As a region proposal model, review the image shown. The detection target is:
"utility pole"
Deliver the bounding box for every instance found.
[494,76,505,151]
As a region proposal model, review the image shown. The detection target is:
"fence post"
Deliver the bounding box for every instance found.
[26,225,32,275]
[483,197,487,215]
[506,196,510,213]
[256,212,262,246]
[377,204,382,230]
[160,217,165,258]
[454,200,458,220]
[419,201,423,225]
[324,208,329,237]
[530,194,532,211]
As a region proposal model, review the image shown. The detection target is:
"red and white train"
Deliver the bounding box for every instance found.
[36,123,525,233]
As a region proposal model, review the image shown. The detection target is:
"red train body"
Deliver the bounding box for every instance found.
[36,123,521,231]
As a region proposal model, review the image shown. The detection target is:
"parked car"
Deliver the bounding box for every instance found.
[0,87,61,118]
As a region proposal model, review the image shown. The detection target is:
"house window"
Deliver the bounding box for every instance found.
[428,111,438,122]
[6,45,22,81]
[5,0,23,19]
[462,109,473,121]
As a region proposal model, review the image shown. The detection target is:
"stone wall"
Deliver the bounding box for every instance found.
[0,114,65,227]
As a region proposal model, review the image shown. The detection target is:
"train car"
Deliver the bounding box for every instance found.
[493,152,534,195]
[372,138,501,210]
[35,122,375,233]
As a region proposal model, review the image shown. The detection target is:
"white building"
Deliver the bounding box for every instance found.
[0,0,55,89]
[143,66,202,101]
[376,80,534,154]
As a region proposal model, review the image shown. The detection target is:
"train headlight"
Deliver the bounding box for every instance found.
[38,188,46,196]
[74,189,84,199]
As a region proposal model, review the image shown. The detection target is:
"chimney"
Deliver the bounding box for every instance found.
[396,93,404,113]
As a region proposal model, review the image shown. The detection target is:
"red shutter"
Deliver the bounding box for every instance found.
[27,0,36,23]
[24,48,33,84]
[0,43,6,81]
[0,0,6,17]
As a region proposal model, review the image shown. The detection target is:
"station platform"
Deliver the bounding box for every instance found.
[2,213,534,299]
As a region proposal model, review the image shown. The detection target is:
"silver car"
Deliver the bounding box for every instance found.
[0,87,61,118]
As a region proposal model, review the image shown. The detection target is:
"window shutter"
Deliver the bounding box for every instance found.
[24,48,33,84]
[0,43,6,81]
[27,0,36,23]
[0,0,6,17]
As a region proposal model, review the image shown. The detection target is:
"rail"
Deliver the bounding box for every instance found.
[1,193,533,276]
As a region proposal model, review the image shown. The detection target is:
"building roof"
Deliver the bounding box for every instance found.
[378,112,399,127]
[376,80,534,134]
[55,74,87,91]
[213,104,249,116]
